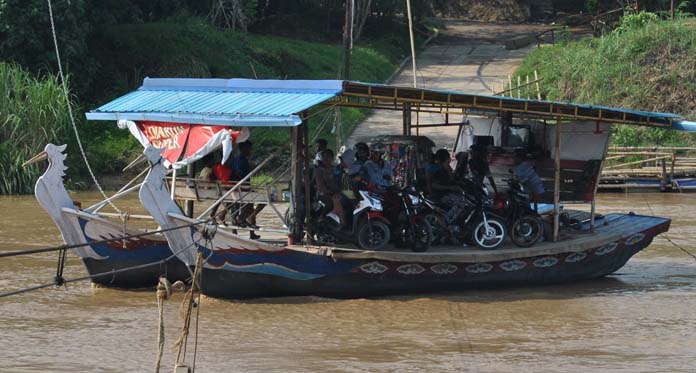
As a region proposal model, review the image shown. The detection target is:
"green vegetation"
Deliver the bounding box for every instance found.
[0,0,430,194]
[0,63,70,194]
[515,13,696,146]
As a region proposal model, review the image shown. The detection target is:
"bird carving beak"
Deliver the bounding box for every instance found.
[22,151,48,168]
[123,153,146,171]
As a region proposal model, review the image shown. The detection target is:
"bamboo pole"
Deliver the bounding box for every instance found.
[553,121,561,242]
[517,76,521,98]
[534,70,541,100]
[604,155,671,169]
[406,0,417,88]
[526,75,530,99]
[508,75,513,98]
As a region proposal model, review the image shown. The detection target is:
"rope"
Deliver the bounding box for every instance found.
[641,194,696,262]
[46,0,120,213]
[0,219,212,298]
[0,218,209,259]
[155,276,187,373]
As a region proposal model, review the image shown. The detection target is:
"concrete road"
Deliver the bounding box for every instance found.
[347,20,551,149]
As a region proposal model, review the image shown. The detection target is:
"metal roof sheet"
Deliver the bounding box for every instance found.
[86,78,695,131]
[86,78,343,126]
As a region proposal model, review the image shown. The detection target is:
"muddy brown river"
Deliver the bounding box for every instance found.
[1,192,695,372]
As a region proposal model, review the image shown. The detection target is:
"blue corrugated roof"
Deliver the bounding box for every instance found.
[86,78,343,126]
[87,78,696,131]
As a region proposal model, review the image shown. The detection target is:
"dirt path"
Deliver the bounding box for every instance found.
[347,20,551,148]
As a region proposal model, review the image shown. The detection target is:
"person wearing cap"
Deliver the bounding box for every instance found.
[363,142,392,191]
[469,144,498,193]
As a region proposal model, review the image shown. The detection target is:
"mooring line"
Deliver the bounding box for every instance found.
[0,219,210,259]
[0,220,215,298]
[641,194,696,262]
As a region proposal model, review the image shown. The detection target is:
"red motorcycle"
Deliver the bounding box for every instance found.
[370,186,433,252]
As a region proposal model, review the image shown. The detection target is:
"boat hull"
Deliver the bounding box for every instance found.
[200,214,670,299]
[75,216,190,288]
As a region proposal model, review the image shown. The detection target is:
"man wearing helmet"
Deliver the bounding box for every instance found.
[363,142,392,191]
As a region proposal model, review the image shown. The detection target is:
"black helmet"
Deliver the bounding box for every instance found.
[435,149,450,163]
[370,142,386,153]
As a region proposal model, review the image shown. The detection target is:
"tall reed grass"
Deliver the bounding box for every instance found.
[0,63,70,194]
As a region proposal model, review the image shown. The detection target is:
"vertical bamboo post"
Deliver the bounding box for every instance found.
[517,76,521,98]
[661,157,668,191]
[553,120,561,242]
[534,70,541,100]
[402,103,412,136]
[526,75,530,99]
[185,165,195,217]
[290,126,302,243]
[302,116,313,243]
[406,0,417,88]
[508,75,513,98]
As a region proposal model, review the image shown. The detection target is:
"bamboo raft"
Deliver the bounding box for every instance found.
[599,147,696,191]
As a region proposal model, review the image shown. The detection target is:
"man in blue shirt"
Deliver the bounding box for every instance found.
[363,142,392,191]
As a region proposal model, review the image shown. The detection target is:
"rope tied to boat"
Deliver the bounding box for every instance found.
[155,276,187,373]
[640,194,696,262]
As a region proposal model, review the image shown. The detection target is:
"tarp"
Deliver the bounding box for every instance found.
[118,120,249,168]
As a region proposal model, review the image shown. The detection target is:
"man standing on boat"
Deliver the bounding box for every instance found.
[232,141,265,239]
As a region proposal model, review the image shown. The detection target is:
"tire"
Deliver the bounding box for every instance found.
[357,220,391,251]
[409,219,433,252]
[471,217,506,250]
[424,213,444,245]
[510,214,543,248]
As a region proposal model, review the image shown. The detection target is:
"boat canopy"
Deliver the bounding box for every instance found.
[87,78,696,131]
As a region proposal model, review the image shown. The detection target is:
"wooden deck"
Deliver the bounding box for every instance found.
[297,213,669,263]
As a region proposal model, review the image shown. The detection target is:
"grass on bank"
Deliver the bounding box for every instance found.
[514,14,696,147]
[0,63,70,194]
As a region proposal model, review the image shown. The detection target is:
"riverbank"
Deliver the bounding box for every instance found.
[514,14,696,147]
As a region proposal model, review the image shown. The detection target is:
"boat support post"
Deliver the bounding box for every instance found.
[290,124,303,243]
[553,119,561,242]
[185,164,195,217]
[302,112,313,243]
[403,102,412,136]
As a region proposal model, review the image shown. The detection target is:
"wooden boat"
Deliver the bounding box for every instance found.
[26,144,190,288]
[82,78,693,299]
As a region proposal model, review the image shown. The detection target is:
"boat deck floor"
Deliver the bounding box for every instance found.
[295,211,670,263]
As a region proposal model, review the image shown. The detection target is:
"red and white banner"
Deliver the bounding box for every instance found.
[118,120,249,168]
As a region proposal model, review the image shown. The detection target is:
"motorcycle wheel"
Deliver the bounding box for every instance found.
[409,219,433,252]
[424,214,444,245]
[357,221,391,251]
[471,218,506,250]
[510,214,543,248]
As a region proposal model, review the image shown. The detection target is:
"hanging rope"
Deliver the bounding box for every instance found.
[154,275,187,373]
[641,194,696,262]
[46,0,121,213]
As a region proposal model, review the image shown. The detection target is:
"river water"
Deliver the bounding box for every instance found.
[1,192,695,372]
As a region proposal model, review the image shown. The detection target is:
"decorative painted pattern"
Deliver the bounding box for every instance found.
[533,256,559,268]
[625,233,645,246]
[565,252,587,263]
[465,263,493,273]
[500,260,527,272]
[397,263,426,275]
[360,261,389,274]
[595,242,618,256]
[430,263,458,274]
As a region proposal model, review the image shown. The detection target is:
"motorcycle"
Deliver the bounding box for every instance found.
[312,190,391,251]
[423,180,507,250]
[494,176,544,247]
[373,186,433,252]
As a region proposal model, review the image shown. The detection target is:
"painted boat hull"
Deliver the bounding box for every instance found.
[75,216,190,288]
[200,214,670,299]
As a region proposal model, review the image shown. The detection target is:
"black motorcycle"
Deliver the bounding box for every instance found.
[494,176,544,247]
[423,180,507,250]
[377,186,433,252]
